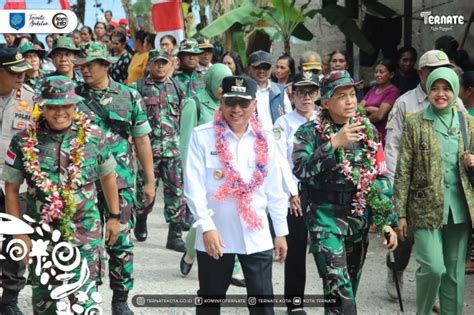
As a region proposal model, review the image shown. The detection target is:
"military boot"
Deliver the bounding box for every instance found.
[166,222,186,252]
[133,214,148,242]
[111,291,133,315]
[1,289,24,315]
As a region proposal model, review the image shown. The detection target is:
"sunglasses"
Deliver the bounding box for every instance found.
[294,89,319,98]
[223,98,252,108]
[252,64,271,71]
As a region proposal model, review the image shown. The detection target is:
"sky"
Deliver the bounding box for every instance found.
[1,0,127,44]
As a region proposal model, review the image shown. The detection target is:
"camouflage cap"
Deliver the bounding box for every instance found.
[35,75,85,106]
[178,38,203,55]
[320,70,360,100]
[148,49,171,63]
[48,36,80,58]
[73,41,118,65]
[19,41,46,59]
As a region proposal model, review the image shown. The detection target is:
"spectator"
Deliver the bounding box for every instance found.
[159,34,177,54]
[109,31,133,84]
[3,33,16,47]
[101,34,114,55]
[80,26,95,46]
[361,59,400,143]
[272,54,295,85]
[298,51,322,75]
[127,31,149,84]
[19,42,46,94]
[328,50,348,71]
[72,30,82,48]
[105,10,113,24]
[221,51,244,75]
[435,35,462,74]
[392,46,420,95]
[45,34,54,51]
[94,22,108,42]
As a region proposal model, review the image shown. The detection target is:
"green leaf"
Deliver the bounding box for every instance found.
[317,4,375,54]
[131,0,151,16]
[199,5,263,38]
[232,29,247,66]
[292,23,313,41]
[271,0,305,22]
[362,0,398,18]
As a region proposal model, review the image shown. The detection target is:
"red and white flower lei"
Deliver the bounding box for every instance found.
[314,106,379,216]
[213,109,268,230]
[22,111,90,240]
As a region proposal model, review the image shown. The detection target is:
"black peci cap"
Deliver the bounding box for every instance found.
[221,76,257,100]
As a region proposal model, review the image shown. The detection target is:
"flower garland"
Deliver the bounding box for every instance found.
[22,110,89,240]
[213,109,268,230]
[314,106,392,232]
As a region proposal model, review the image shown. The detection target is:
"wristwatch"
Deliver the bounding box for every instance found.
[108,212,121,220]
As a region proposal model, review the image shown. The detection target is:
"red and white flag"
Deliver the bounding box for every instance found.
[3,0,26,9]
[59,0,70,10]
[151,0,184,49]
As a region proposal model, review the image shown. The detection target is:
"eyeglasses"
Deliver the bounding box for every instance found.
[223,98,252,108]
[252,64,271,71]
[294,89,318,98]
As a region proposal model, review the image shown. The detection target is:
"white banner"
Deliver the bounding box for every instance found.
[0,9,78,34]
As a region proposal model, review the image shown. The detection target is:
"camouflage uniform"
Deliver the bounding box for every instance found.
[74,42,152,294]
[174,38,205,97]
[2,76,116,314]
[131,70,186,223]
[292,71,397,314]
[18,41,48,95]
[46,36,83,87]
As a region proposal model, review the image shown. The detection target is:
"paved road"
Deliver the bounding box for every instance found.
[12,191,474,314]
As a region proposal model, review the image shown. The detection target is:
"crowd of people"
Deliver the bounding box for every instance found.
[0,12,473,315]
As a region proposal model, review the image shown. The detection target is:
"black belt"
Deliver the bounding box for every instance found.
[310,190,355,206]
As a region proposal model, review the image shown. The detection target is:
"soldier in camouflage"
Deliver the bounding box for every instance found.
[292,70,398,314]
[47,36,83,86]
[174,38,205,97]
[18,41,47,94]
[131,49,187,251]
[74,42,155,315]
[2,76,120,314]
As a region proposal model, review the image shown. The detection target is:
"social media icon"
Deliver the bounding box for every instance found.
[194,297,203,305]
[293,297,301,305]
[136,296,146,306]
[248,296,257,306]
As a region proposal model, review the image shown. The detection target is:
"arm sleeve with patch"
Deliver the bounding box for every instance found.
[130,88,152,137]
[2,134,26,185]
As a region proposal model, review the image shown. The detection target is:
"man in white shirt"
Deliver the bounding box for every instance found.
[184,76,288,315]
[247,50,292,131]
[273,71,320,315]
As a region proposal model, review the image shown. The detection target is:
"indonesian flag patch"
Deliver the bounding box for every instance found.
[375,144,388,175]
[5,149,16,166]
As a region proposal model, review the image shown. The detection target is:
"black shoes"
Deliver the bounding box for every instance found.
[133,215,148,242]
[166,222,186,252]
[180,251,194,276]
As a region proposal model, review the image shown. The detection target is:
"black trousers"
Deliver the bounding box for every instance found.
[284,210,308,310]
[196,249,274,315]
[0,191,27,292]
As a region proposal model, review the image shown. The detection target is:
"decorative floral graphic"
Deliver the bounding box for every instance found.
[0,212,103,314]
